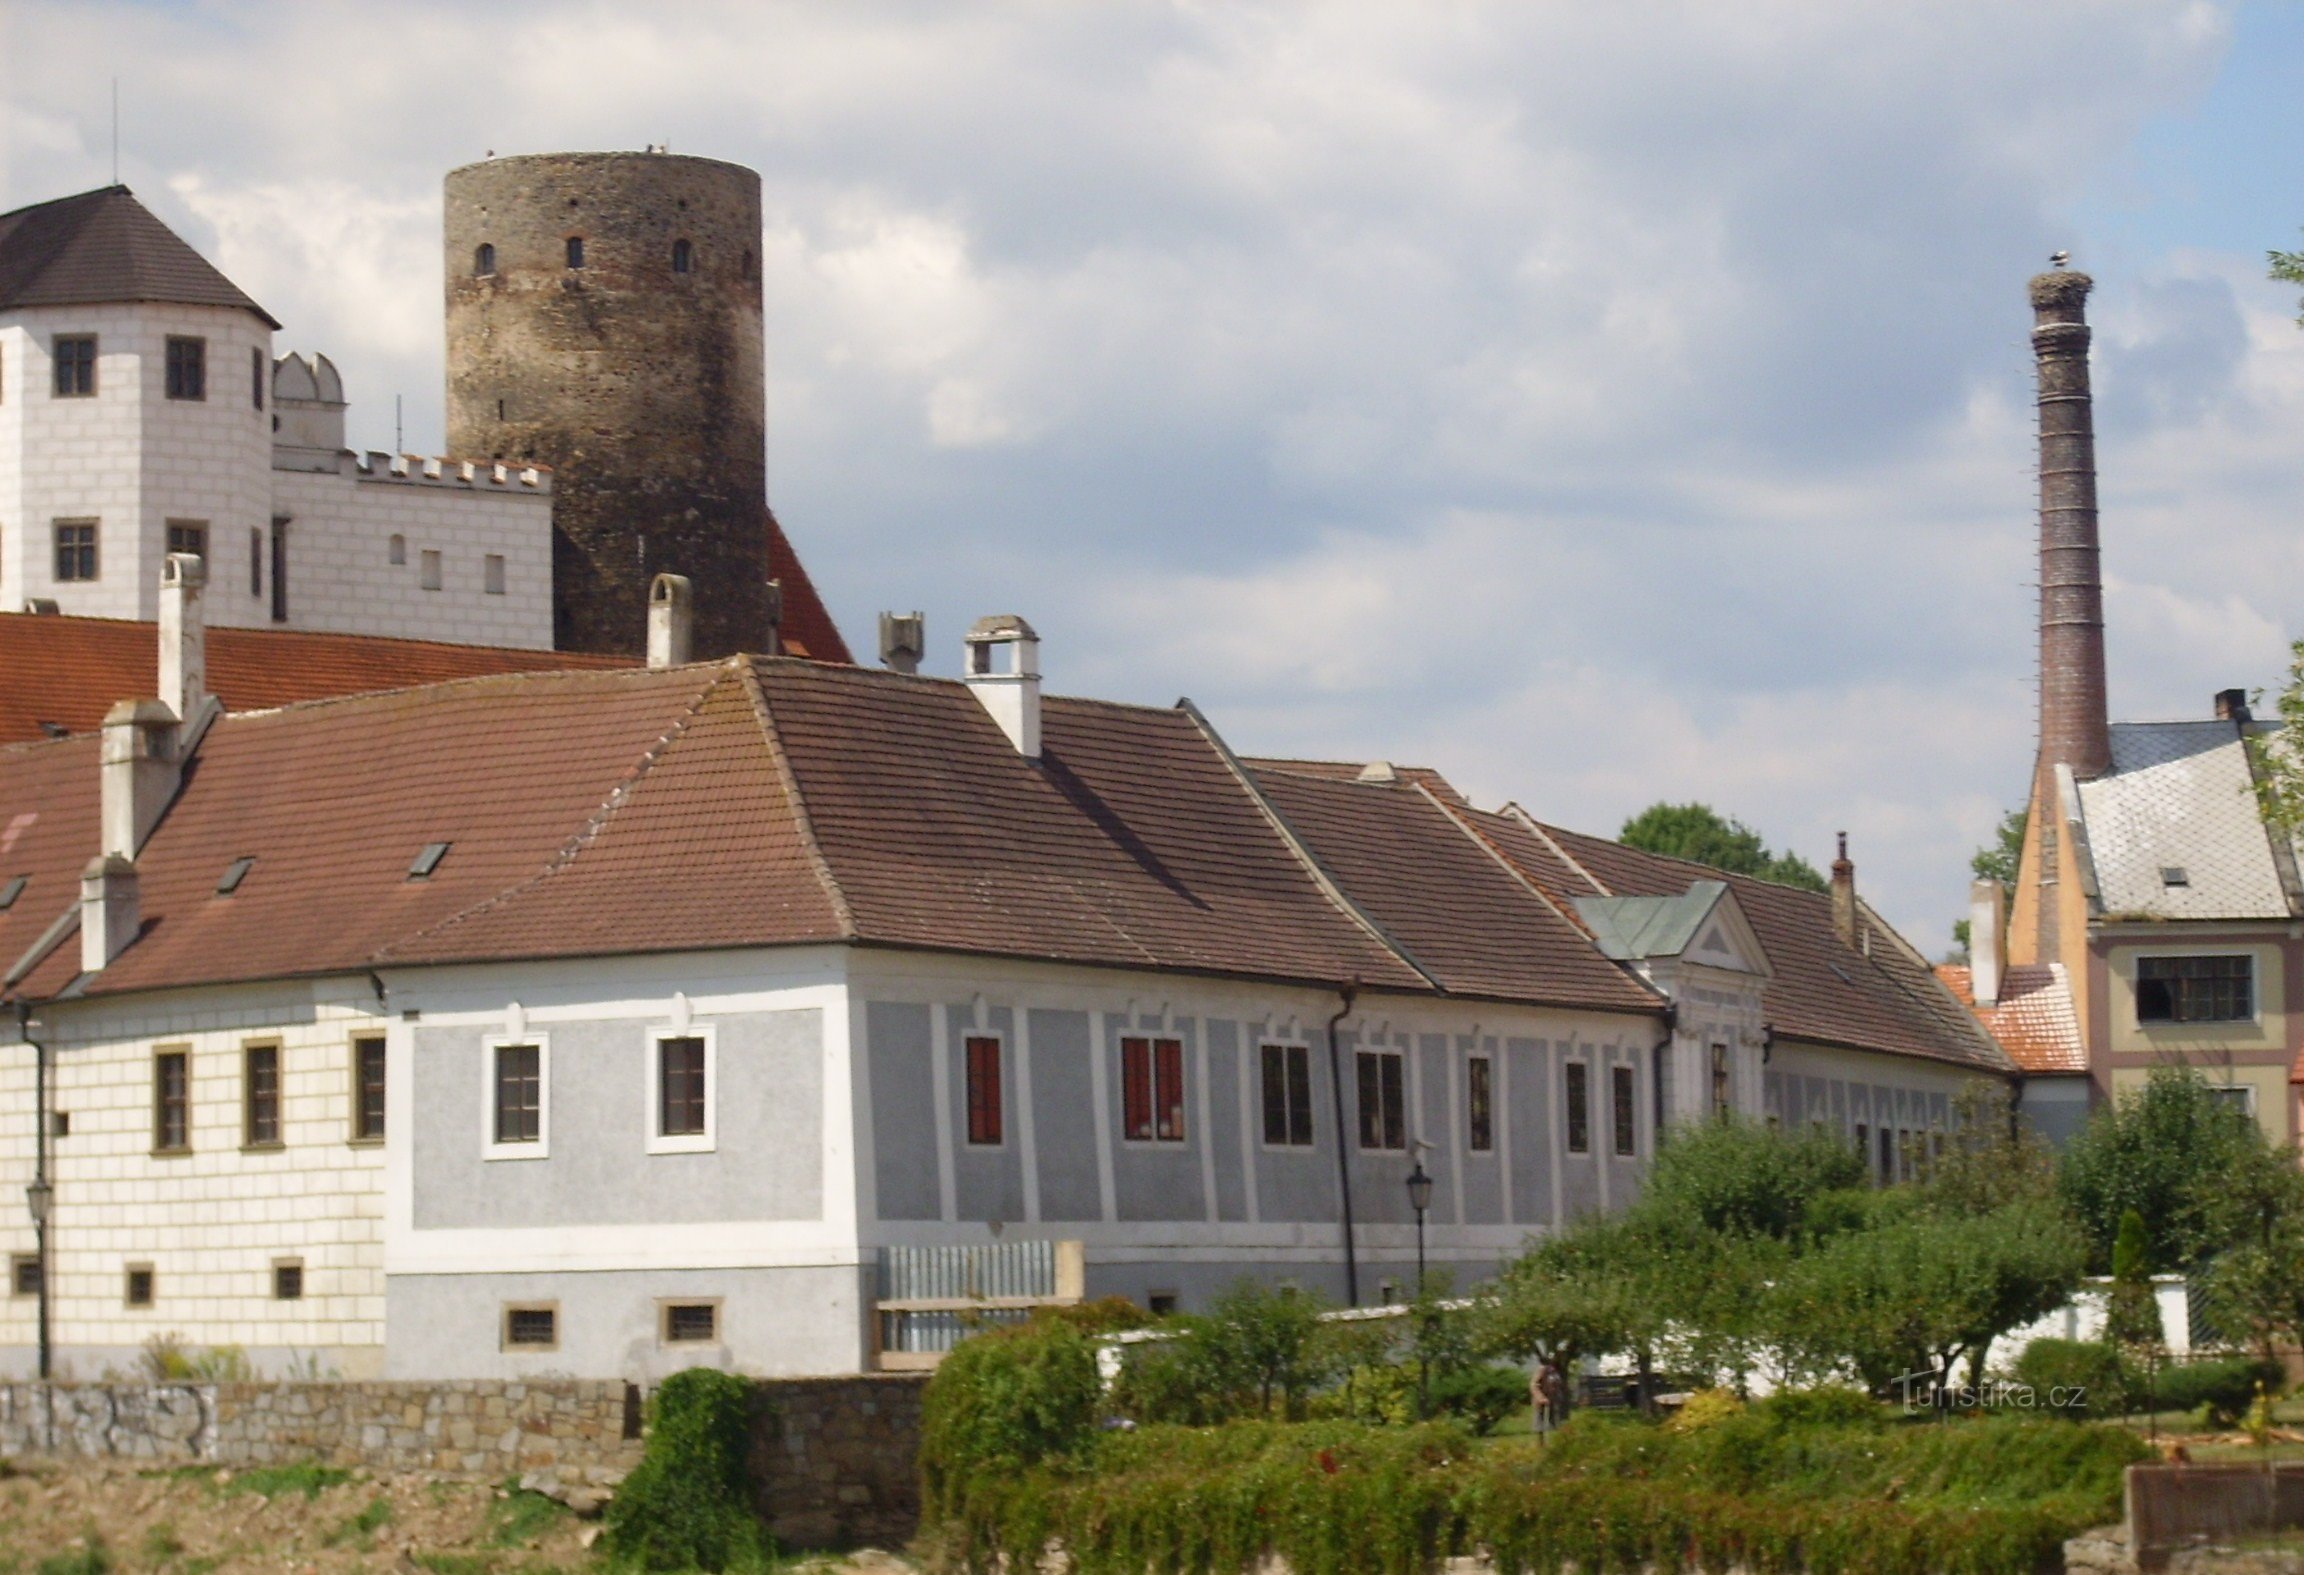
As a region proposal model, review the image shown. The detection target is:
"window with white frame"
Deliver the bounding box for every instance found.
[646,1027,714,1154]
[484,1036,549,1159]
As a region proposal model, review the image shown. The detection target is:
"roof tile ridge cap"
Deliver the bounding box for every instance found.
[370,664,731,960]
[1418,786,1613,951]
[1496,804,1611,897]
[221,661,647,724]
[735,657,858,939]
[1174,696,1441,992]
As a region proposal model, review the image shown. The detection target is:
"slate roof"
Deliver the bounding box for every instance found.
[0,612,637,746]
[1935,963,2085,1075]
[0,187,279,327]
[2071,720,2299,922]
[0,657,2013,1084]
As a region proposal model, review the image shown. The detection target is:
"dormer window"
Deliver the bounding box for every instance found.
[2160,866,2190,888]
[565,236,585,269]
[475,243,496,276]
[671,238,692,274]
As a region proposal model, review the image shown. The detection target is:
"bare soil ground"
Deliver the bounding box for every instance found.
[0,1462,913,1575]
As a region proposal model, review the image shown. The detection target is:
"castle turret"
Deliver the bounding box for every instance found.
[444,151,794,659]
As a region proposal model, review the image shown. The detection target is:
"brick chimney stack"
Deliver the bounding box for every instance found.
[2031,268,2111,782]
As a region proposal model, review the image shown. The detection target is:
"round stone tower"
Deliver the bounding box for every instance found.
[444,151,771,658]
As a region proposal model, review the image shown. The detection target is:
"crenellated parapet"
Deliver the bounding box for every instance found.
[342,451,552,495]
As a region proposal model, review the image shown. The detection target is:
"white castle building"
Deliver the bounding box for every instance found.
[0,186,551,648]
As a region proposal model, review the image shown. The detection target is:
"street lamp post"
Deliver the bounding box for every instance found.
[1405,1160,1433,1418]
[25,1175,50,1382]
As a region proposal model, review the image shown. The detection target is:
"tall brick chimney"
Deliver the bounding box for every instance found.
[2031,268,2111,782]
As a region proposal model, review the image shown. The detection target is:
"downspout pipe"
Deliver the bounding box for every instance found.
[15,1002,49,1382]
[1326,982,1360,1307]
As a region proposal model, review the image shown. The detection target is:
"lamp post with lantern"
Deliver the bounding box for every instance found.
[1406,1156,1434,1417]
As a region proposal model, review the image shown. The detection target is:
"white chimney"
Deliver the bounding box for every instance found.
[159,552,207,724]
[1969,877,2007,1007]
[80,853,141,972]
[963,615,1041,758]
[648,574,693,669]
[100,699,179,860]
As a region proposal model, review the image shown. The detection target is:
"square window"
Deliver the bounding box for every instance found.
[10,1255,38,1297]
[662,1302,718,1343]
[154,1049,190,1153]
[503,1304,557,1349]
[964,1034,1003,1146]
[52,335,95,397]
[484,553,506,595]
[1466,1054,1493,1153]
[1261,1043,1314,1147]
[352,1037,387,1142]
[166,521,207,561]
[1564,1062,1590,1155]
[125,1265,155,1308]
[164,337,206,400]
[244,1044,281,1147]
[493,1042,542,1148]
[420,549,442,591]
[1356,1048,1405,1151]
[2136,955,2254,1024]
[273,1260,303,1301]
[53,520,98,582]
[1121,1035,1186,1142]
[1612,1064,1636,1157]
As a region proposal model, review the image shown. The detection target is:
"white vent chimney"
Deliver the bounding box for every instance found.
[100,699,179,860]
[1969,877,2007,1008]
[963,615,1041,758]
[80,853,141,972]
[159,552,207,725]
[648,574,693,669]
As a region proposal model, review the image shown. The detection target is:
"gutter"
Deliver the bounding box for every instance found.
[1325,982,1360,1307]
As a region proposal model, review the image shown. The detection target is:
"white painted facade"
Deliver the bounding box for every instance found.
[0,298,551,647]
[0,923,1991,1380]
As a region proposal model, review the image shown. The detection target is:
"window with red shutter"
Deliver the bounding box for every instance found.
[1122,1036,1153,1140]
[965,1035,1003,1145]
[1154,1038,1185,1141]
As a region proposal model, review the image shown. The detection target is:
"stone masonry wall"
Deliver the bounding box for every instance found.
[0,1373,931,1551]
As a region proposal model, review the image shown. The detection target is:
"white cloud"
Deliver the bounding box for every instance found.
[3,0,2282,948]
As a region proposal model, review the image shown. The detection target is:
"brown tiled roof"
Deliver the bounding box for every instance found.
[1239,757,1468,805]
[0,735,102,992]
[752,666,1426,990]
[1511,821,2012,1074]
[1248,765,1656,1011]
[0,187,279,327]
[765,509,851,664]
[0,613,637,745]
[1937,963,2086,1075]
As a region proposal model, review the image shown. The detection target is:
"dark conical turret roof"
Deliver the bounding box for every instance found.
[0,185,279,327]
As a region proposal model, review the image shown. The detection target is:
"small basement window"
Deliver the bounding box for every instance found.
[10,1255,39,1297]
[273,1260,303,1301]
[662,1302,718,1343]
[216,856,254,895]
[125,1265,155,1308]
[504,1304,557,1349]
[408,842,451,879]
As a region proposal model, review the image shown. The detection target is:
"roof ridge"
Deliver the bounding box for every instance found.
[735,656,857,938]
[370,663,733,959]
[1421,788,1617,952]
[1497,804,1611,896]
[220,659,662,724]
[1177,697,1444,992]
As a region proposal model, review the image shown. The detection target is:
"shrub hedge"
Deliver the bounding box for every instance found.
[920,1376,2151,1575]
[601,1368,773,1573]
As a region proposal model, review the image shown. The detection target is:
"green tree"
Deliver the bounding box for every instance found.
[2271,238,2304,326]
[1617,802,1827,892]
[1919,1081,2058,1218]
[2104,1208,2164,1355]
[2058,1065,2291,1273]
[1971,807,2027,885]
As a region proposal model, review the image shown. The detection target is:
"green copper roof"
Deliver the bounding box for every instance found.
[1572,880,1729,961]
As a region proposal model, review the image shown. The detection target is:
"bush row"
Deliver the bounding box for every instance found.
[2011,1338,2283,1425]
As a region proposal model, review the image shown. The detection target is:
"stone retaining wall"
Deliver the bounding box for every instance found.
[0,1373,931,1551]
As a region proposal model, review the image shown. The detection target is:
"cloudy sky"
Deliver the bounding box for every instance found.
[6,0,2302,948]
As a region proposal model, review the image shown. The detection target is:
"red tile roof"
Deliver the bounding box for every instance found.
[0,656,2017,1085]
[1937,963,2086,1075]
[0,613,638,746]
[766,509,852,665]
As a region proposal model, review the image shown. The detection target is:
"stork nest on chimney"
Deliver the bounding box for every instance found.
[2028,270,2095,310]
